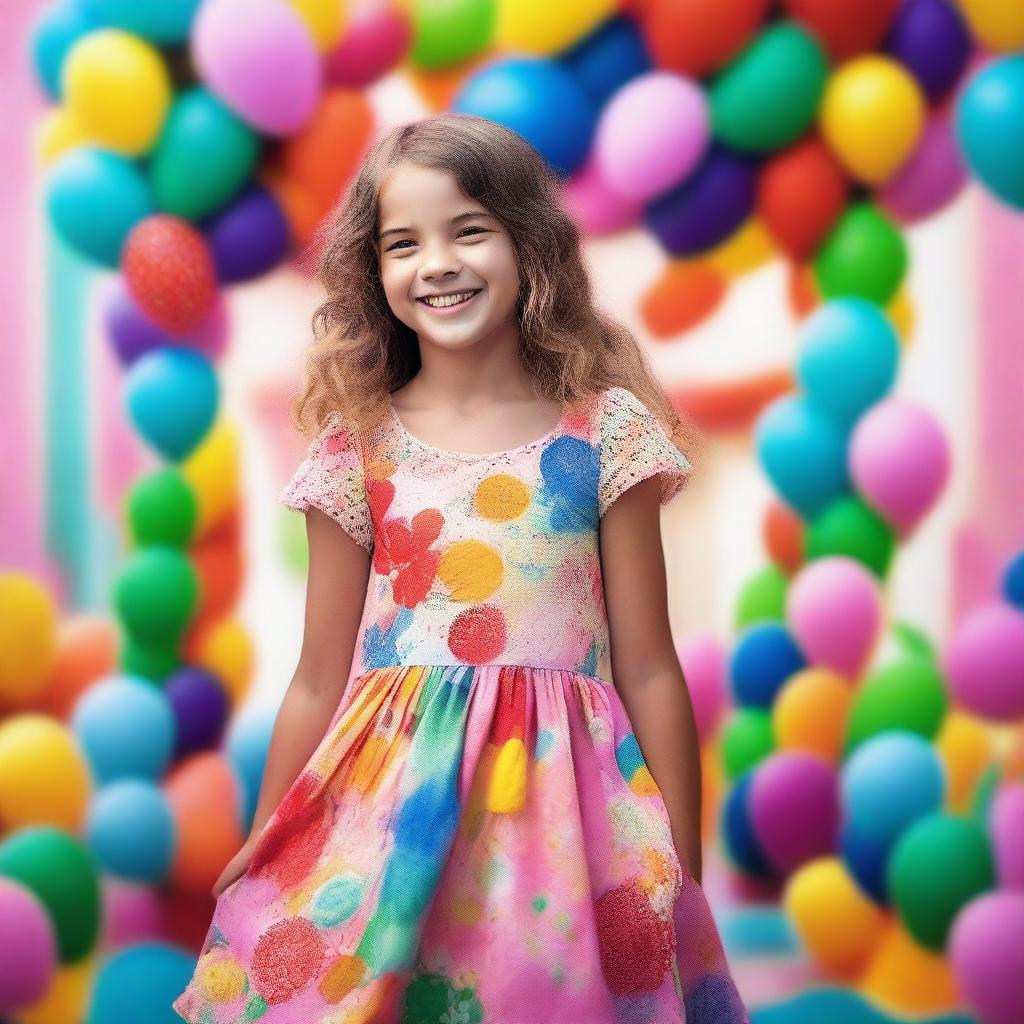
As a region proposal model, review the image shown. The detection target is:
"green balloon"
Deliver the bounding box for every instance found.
[711,22,828,152]
[0,826,100,962]
[121,634,181,682]
[410,0,496,71]
[845,656,948,753]
[114,546,198,644]
[127,468,198,547]
[150,87,260,221]
[806,496,895,577]
[890,620,935,659]
[887,813,994,950]
[721,708,775,780]
[735,564,789,628]
[814,202,908,305]
[280,507,309,574]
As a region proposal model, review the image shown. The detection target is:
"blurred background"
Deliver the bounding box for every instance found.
[1,0,1023,1021]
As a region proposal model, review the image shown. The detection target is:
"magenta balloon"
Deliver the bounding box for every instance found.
[101,876,165,947]
[193,0,320,136]
[880,111,967,223]
[944,602,1024,722]
[990,783,1024,889]
[0,878,56,1012]
[950,891,1024,1024]
[594,71,709,202]
[749,751,839,875]
[787,556,881,680]
[562,155,644,235]
[850,398,951,535]
[676,632,728,743]
[324,2,411,87]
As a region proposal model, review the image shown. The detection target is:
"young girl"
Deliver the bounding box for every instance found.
[173,113,748,1024]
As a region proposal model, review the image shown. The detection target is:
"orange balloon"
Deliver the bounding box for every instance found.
[406,49,496,111]
[41,615,119,719]
[763,499,805,573]
[262,168,326,249]
[787,262,820,319]
[675,370,794,432]
[191,535,243,623]
[641,260,726,337]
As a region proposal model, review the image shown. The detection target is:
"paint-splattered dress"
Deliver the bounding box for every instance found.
[172,386,748,1024]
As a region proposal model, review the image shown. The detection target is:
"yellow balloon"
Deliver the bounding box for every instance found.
[0,573,58,705]
[956,0,1024,51]
[887,288,915,345]
[936,711,993,813]
[11,953,95,1024]
[495,0,618,55]
[36,107,91,166]
[784,857,887,978]
[773,668,852,762]
[63,29,171,156]
[0,714,92,831]
[193,618,253,704]
[821,56,926,185]
[181,419,240,538]
[705,218,776,277]
[288,0,348,51]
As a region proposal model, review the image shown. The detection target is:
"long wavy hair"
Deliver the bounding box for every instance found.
[288,111,705,472]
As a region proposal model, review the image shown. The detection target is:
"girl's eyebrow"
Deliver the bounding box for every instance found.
[378,210,494,241]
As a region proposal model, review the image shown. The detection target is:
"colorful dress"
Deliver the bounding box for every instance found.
[172,385,749,1024]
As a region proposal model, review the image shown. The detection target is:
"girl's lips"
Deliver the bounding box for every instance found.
[416,289,482,315]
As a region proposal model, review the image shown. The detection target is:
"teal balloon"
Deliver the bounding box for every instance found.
[90,943,198,1024]
[87,779,174,881]
[797,298,899,427]
[114,546,198,645]
[92,0,201,42]
[150,88,260,221]
[955,55,1024,210]
[126,347,218,461]
[47,148,154,267]
[711,22,828,152]
[755,394,850,519]
[31,0,102,99]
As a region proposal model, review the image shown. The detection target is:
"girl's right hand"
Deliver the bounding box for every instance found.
[211,834,261,899]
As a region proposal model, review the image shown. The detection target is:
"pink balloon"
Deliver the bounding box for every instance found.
[676,631,728,743]
[950,891,1024,1024]
[0,879,56,1012]
[990,783,1024,889]
[749,751,839,876]
[944,602,1024,721]
[850,398,951,535]
[787,556,881,680]
[880,111,967,223]
[325,1,411,87]
[193,0,321,135]
[561,154,644,235]
[594,71,709,202]
[101,876,167,948]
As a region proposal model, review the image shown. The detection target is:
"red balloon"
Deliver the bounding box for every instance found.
[122,215,217,335]
[781,0,901,61]
[641,0,771,77]
[757,137,849,261]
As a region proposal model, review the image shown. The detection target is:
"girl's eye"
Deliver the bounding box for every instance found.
[385,226,487,252]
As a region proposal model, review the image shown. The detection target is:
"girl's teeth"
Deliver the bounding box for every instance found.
[423,291,476,308]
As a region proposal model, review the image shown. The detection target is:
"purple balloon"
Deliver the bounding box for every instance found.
[749,751,839,876]
[205,185,289,283]
[646,144,758,256]
[165,666,229,756]
[990,782,1024,889]
[885,0,972,103]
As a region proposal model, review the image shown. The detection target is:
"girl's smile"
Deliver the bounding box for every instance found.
[416,288,483,315]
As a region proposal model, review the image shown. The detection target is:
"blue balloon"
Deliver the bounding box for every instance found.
[226,709,275,831]
[89,943,196,1024]
[1002,550,1024,610]
[91,0,200,42]
[955,55,1024,210]
[730,622,806,708]
[205,185,289,283]
[451,58,596,178]
[30,0,102,99]
[841,731,945,849]
[884,0,971,103]
[47,148,154,267]
[722,773,771,876]
[87,778,174,881]
[71,674,175,784]
[797,298,899,427]
[839,818,890,905]
[126,346,218,461]
[561,15,651,106]
[755,394,850,519]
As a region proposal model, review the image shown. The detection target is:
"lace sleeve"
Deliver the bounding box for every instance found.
[598,387,693,518]
[279,411,375,552]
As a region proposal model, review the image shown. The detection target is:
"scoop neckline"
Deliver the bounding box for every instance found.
[386,394,566,460]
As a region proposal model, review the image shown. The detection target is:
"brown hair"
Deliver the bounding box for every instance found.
[288,111,705,471]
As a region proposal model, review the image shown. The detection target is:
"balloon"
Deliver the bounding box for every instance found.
[735,564,789,627]
[594,72,709,202]
[325,2,411,87]
[773,668,853,761]
[225,709,275,829]
[30,0,102,100]
[120,635,181,683]
[165,667,230,757]
[754,394,850,519]
[721,707,775,780]
[763,500,804,574]
[46,148,154,267]
[989,783,1024,888]
[950,891,1024,1024]
[1003,550,1024,608]
[409,0,494,69]
[287,0,347,50]
[561,154,645,235]
[41,614,118,720]
[839,819,890,903]
[452,57,597,178]
[730,621,806,708]
[850,397,950,534]
[955,0,1024,52]
[90,943,198,1024]
[675,632,728,742]
[936,712,993,814]
[0,573,57,706]
[0,877,56,1012]
[62,29,172,155]
[710,22,828,153]
[91,0,202,43]
[193,0,321,135]
[190,529,243,625]
[113,546,199,645]
[70,675,175,784]
[805,495,896,577]
[885,0,972,102]
[841,731,945,848]
[797,297,899,427]
[781,0,900,61]
[127,468,198,547]
[37,105,92,165]
[757,136,848,261]
[721,772,772,876]
[494,0,616,55]
[101,877,165,948]
[956,56,1024,210]
[944,602,1024,721]
[206,185,290,283]
[87,779,175,882]
[846,656,947,751]
[705,216,776,276]
[180,420,241,537]
[562,14,651,107]
[125,347,219,462]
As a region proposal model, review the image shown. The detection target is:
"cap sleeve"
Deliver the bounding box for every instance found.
[279,411,374,552]
[598,386,693,517]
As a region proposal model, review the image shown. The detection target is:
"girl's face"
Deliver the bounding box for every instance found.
[377,162,521,352]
